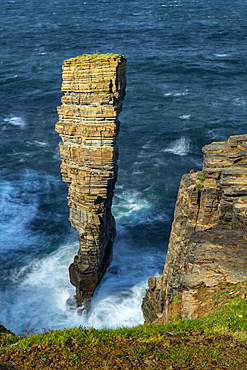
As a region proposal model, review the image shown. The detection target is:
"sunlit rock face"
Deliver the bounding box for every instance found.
[142,135,247,323]
[56,54,126,308]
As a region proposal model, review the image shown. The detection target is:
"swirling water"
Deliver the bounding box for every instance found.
[1,0,247,334]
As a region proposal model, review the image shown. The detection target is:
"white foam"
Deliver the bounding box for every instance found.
[0,242,83,334]
[88,236,164,329]
[0,229,164,334]
[179,114,191,120]
[161,3,183,7]
[144,211,169,224]
[164,89,189,97]
[215,53,229,58]
[0,179,163,334]
[0,178,38,250]
[113,189,150,220]
[153,156,165,167]
[163,137,190,156]
[141,141,152,149]
[0,171,61,252]
[206,128,226,140]
[233,97,247,106]
[3,115,26,128]
[88,282,145,329]
[33,140,49,147]
[132,161,144,175]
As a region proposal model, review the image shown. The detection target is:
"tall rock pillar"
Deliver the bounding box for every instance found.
[56,53,126,307]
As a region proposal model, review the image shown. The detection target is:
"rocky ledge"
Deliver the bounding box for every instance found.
[56,53,126,308]
[142,134,247,323]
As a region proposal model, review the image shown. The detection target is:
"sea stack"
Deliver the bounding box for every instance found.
[142,134,247,323]
[56,53,126,308]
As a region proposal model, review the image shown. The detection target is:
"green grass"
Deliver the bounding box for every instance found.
[197,171,205,180]
[67,53,124,63]
[165,300,247,338]
[2,296,247,351]
[1,282,247,369]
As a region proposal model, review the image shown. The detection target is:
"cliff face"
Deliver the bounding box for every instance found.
[142,134,247,323]
[56,53,126,307]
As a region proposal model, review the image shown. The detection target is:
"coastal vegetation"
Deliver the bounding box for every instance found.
[196,171,205,181]
[1,281,247,369]
[69,53,123,62]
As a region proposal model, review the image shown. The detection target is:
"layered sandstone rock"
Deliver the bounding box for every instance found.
[142,134,247,323]
[56,53,126,308]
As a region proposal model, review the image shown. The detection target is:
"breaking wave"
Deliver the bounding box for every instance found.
[163,137,191,156]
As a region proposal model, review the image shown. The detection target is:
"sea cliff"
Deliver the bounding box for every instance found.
[142,134,247,323]
[56,53,126,308]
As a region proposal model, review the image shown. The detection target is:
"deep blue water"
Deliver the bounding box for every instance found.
[1,0,247,334]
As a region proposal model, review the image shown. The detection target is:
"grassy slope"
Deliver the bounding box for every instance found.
[1,282,247,370]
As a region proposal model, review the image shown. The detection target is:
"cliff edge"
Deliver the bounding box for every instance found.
[56,53,126,308]
[142,134,247,323]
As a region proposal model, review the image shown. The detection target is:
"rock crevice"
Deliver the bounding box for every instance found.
[56,54,126,307]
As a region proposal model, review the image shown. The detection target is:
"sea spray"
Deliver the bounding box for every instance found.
[0,218,164,334]
[1,0,247,335]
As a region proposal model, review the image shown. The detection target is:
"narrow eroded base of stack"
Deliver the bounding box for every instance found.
[56,53,126,308]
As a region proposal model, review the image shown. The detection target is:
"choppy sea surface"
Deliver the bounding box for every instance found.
[1,0,247,334]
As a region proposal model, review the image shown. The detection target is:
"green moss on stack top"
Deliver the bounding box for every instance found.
[66,53,125,63]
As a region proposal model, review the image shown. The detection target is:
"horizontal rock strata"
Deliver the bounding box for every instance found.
[142,134,247,323]
[56,53,126,307]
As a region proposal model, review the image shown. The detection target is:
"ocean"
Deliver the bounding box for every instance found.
[1,0,247,335]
